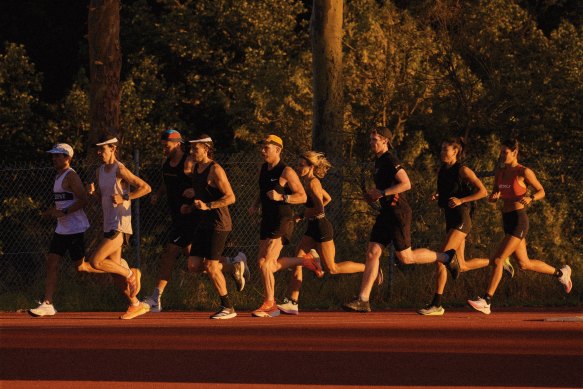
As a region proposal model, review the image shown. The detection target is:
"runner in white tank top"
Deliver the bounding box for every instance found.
[29,143,101,318]
[87,135,152,320]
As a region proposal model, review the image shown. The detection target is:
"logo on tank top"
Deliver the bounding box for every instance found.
[54,192,74,201]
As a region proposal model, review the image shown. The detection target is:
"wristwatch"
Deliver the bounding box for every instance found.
[122,193,130,201]
[206,202,212,210]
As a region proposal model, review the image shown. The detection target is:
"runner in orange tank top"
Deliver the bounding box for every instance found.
[468,138,572,314]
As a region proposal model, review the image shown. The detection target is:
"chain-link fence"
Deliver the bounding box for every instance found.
[1,152,581,311]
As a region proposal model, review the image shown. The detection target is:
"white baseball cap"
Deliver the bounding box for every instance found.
[47,143,74,157]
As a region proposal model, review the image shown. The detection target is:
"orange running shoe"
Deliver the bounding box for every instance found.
[302,249,324,278]
[120,302,150,320]
[252,300,280,317]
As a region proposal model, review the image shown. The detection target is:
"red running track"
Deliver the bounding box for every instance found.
[1,309,582,389]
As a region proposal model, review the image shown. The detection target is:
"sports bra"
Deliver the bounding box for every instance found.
[495,165,527,200]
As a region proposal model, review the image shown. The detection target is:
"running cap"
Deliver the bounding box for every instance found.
[189,136,213,144]
[160,129,183,142]
[259,134,283,148]
[372,126,393,148]
[47,143,74,158]
[95,135,119,146]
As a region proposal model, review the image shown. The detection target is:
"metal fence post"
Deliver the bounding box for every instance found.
[134,149,141,268]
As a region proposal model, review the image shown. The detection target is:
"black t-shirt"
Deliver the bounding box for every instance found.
[374,151,408,211]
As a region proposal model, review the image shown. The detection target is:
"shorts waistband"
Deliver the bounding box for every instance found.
[308,213,326,221]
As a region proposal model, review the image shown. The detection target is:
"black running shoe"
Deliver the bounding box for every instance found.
[342,298,371,312]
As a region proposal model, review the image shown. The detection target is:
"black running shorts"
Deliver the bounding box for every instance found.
[304,217,334,243]
[260,216,295,245]
[369,206,412,252]
[49,232,85,262]
[190,228,230,260]
[502,209,529,239]
[166,223,192,248]
[444,205,472,234]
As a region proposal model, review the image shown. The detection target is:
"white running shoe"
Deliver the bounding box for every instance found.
[28,301,57,317]
[233,251,250,281]
[277,298,299,315]
[468,297,491,315]
[558,265,572,293]
[417,305,445,316]
[143,294,162,313]
[210,306,237,320]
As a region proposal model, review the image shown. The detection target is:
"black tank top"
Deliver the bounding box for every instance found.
[259,161,292,219]
[192,161,232,231]
[162,152,190,221]
[374,152,408,212]
[437,162,474,208]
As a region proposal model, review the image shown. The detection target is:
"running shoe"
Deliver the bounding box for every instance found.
[342,298,371,313]
[302,249,324,278]
[210,306,237,320]
[28,301,57,317]
[143,293,162,313]
[232,261,246,292]
[417,305,445,316]
[120,302,150,320]
[444,249,460,280]
[252,300,280,317]
[127,268,142,299]
[233,251,250,282]
[467,297,491,315]
[277,298,299,315]
[503,257,515,278]
[558,265,572,293]
[376,267,384,286]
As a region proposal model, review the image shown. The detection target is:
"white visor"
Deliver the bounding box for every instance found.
[189,137,213,143]
[96,137,119,146]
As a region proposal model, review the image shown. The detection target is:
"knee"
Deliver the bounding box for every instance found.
[259,259,273,273]
[517,261,530,271]
[204,260,220,274]
[327,264,340,275]
[399,255,415,265]
[89,257,102,269]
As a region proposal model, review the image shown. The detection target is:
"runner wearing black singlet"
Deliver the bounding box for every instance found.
[417,137,489,316]
[180,134,239,319]
[249,135,311,318]
[344,127,461,313]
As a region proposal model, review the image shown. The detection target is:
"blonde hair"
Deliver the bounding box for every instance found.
[301,151,332,179]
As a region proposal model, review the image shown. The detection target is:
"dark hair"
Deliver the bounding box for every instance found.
[444,136,466,161]
[371,126,394,148]
[196,133,215,159]
[502,138,519,152]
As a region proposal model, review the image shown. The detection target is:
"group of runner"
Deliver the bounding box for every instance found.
[29,128,573,319]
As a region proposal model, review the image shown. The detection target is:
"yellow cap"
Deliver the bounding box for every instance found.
[260,134,283,148]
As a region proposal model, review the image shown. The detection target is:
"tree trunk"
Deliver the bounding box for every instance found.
[310,0,343,158]
[87,0,121,155]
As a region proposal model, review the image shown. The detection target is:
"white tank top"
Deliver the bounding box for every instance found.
[98,162,132,234]
[54,168,90,234]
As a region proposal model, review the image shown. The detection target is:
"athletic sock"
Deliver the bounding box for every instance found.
[431,293,442,307]
[554,269,563,278]
[220,294,233,309]
[484,294,492,304]
[288,297,298,305]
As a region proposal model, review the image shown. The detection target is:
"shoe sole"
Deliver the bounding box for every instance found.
[252,310,281,318]
[342,305,371,313]
[120,305,150,320]
[467,301,491,315]
[278,307,299,315]
[417,310,445,316]
[27,310,55,317]
[211,312,237,319]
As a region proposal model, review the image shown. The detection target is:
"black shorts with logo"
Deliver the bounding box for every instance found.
[166,223,193,248]
[444,205,472,234]
[503,209,529,239]
[260,215,295,245]
[189,229,230,260]
[369,205,412,252]
[304,216,334,243]
[104,230,131,246]
[49,232,85,262]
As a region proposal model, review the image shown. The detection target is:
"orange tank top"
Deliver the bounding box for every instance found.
[495,165,527,200]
